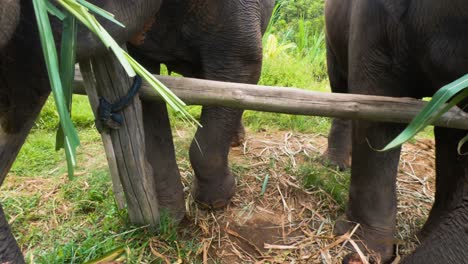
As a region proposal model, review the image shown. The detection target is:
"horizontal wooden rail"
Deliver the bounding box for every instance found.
[73,74,468,130]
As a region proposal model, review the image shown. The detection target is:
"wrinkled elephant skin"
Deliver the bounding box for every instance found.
[0,0,20,50]
[128,0,274,214]
[325,0,468,262]
[0,0,162,262]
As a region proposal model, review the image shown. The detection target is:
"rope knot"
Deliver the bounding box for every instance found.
[98,75,142,130]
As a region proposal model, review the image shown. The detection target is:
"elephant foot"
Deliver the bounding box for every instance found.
[335,216,395,264]
[321,150,351,171]
[157,184,186,223]
[158,193,185,224]
[192,172,236,209]
[417,206,453,242]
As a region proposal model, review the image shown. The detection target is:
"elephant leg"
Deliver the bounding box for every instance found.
[401,198,468,264]
[0,88,48,264]
[230,119,245,148]
[0,11,50,261]
[323,40,351,170]
[142,100,185,222]
[132,58,185,221]
[190,106,243,208]
[401,132,468,263]
[419,127,468,239]
[335,120,403,263]
[325,119,352,170]
[189,35,262,207]
[0,92,48,264]
[0,204,24,264]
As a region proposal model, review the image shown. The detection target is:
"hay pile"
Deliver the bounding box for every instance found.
[152,130,435,263]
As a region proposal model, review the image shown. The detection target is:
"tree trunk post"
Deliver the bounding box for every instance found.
[78,61,126,211]
[80,49,160,227]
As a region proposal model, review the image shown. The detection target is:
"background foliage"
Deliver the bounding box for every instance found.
[274,0,325,32]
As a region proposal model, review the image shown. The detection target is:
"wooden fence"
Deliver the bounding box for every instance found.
[73,65,468,227]
[74,74,468,130]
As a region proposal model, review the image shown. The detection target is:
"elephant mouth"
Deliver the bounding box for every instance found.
[129,17,156,46]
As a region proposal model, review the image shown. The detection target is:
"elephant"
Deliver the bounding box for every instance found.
[127,0,275,218]
[324,0,468,262]
[0,0,162,262]
[0,0,20,51]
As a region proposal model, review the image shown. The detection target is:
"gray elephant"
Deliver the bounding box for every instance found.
[127,0,275,219]
[0,0,20,51]
[324,0,468,263]
[0,1,162,262]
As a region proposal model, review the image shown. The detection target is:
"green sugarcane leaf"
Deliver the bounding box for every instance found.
[33,0,80,178]
[58,0,136,77]
[95,21,136,76]
[382,75,468,151]
[46,0,66,20]
[77,0,126,28]
[56,13,78,153]
[58,0,95,33]
[58,0,197,124]
[123,51,201,127]
[34,0,197,178]
[123,52,187,107]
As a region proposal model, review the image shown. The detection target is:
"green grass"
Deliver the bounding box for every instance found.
[295,159,350,208]
[4,164,201,263]
[9,131,64,175]
[34,95,95,131]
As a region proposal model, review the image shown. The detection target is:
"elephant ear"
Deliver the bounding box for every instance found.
[380,0,409,21]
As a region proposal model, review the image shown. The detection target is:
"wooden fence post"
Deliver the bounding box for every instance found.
[80,50,160,227]
[78,61,126,210]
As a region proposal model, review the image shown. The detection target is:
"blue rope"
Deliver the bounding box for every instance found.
[98,75,143,130]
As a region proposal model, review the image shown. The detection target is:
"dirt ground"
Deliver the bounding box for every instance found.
[3,128,435,263]
[162,129,436,264]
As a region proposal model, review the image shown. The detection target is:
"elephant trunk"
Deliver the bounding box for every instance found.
[75,0,162,61]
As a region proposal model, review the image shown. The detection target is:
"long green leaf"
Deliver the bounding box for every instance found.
[77,0,125,28]
[382,75,468,151]
[123,51,201,127]
[34,0,198,178]
[57,0,197,127]
[57,0,136,77]
[45,0,66,20]
[56,13,78,179]
[33,0,80,178]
